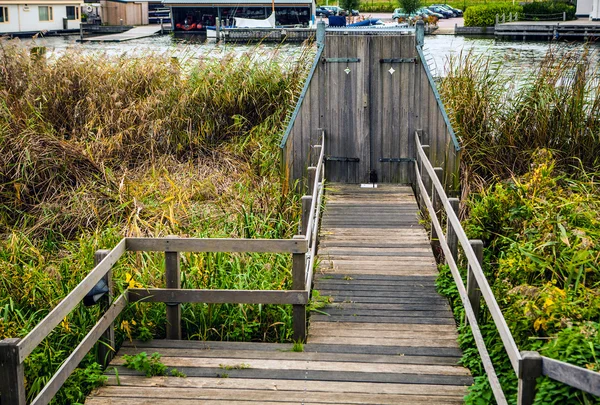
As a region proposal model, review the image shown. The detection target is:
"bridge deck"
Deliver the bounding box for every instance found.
[86,184,470,404]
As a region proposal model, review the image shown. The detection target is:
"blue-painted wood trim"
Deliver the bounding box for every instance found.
[279,42,325,149]
[416,45,461,152]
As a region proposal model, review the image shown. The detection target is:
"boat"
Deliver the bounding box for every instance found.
[206,12,275,38]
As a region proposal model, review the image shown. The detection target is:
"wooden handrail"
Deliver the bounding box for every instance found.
[126,237,308,254]
[1,232,315,404]
[415,130,600,404]
[303,131,326,292]
[414,160,508,405]
[29,293,128,405]
[415,132,521,373]
[16,238,127,363]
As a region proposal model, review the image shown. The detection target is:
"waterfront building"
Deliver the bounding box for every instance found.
[0,0,81,34]
[100,0,149,25]
[576,0,600,19]
[162,0,314,33]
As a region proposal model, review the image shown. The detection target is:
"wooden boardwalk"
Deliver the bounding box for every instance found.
[86,184,471,404]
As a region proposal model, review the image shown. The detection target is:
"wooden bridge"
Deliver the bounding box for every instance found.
[1,22,599,405]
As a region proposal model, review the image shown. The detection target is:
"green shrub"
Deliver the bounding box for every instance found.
[463,3,522,26]
[358,1,397,12]
[522,1,576,20]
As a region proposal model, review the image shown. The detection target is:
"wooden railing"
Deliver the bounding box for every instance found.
[414,131,600,404]
[0,132,326,405]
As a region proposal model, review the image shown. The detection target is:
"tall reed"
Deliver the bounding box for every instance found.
[0,39,312,403]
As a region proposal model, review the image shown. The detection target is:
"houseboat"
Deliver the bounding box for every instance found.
[0,0,81,35]
[163,0,313,33]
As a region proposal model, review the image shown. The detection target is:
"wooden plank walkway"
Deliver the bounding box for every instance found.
[83,25,162,42]
[86,183,471,404]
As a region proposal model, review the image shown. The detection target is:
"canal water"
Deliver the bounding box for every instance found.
[11,33,600,76]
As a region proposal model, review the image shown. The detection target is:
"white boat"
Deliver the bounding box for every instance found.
[206,12,276,38]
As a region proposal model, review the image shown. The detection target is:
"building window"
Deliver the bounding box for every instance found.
[66,6,79,20]
[39,6,53,21]
[0,7,8,23]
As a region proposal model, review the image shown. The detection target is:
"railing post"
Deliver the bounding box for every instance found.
[307,166,317,193]
[316,21,325,44]
[415,20,424,46]
[563,11,566,21]
[292,236,306,342]
[0,338,26,405]
[420,144,431,216]
[165,235,182,340]
[215,17,220,40]
[301,195,313,236]
[466,239,483,325]
[518,351,542,405]
[431,167,444,242]
[95,249,115,368]
[496,14,499,24]
[446,198,460,263]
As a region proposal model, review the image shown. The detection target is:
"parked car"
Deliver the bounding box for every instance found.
[431,4,462,16]
[322,6,342,15]
[427,6,454,18]
[392,7,419,20]
[417,7,444,19]
[316,6,333,16]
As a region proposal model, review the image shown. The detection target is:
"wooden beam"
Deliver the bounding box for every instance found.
[165,236,181,340]
[466,240,483,324]
[18,238,126,362]
[0,338,26,405]
[29,294,128,405]
[446,198,459,263]
[128,289,308,305]
[96,249,115,368]
[541,356,600,397]
[517,351,542,405]
[126,238,307,254]
[292,246,307,342]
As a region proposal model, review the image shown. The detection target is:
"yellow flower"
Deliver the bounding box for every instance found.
[125,272,142,289]
[121,320,133,341]
[61,317,71,333]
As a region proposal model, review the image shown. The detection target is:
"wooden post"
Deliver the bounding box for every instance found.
[95,249,114,368]
[301,195,312,236]
[446,198,460,263]
[215,17,220,40]
[466,239,483,325]
[292,236,306,342]
[415,20,424,46]
[518,351,542,405]
[165,236,182,340]
[160,18,164,34]
[307,167,317,194]
[316,21,325,44]
[431,167,443,241]
[80,21,84,41]
[420,145,431,216]
[562,11,566,21]
[0,338,26,405]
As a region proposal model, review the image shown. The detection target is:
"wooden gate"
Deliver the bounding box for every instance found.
[324,33,417,184]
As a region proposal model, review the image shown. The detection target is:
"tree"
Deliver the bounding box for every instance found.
[340,0,360,13]
[399,0,421,14]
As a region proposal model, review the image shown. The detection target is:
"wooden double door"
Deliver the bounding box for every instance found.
[323,33,418,184]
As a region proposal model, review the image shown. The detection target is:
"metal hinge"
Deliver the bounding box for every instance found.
[380,58,417,63]
[324,58,360,63]
[379,158,415,163]
[326,156,360,162]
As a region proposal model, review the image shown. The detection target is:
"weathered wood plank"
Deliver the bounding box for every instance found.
[91,386,465,404]
[128,289,308,305]
[126,238,307,254]
[101,375,468,396]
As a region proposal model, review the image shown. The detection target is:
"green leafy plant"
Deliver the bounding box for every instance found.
[292,341,304,352]
[122,352,168,377]
[399,0,421,15]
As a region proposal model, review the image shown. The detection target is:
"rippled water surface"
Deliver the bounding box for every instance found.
[12,32,600,74]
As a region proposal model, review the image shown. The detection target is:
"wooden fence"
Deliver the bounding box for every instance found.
[414,131,600,404]
[0,134,326,405]
[280,21,460,191]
